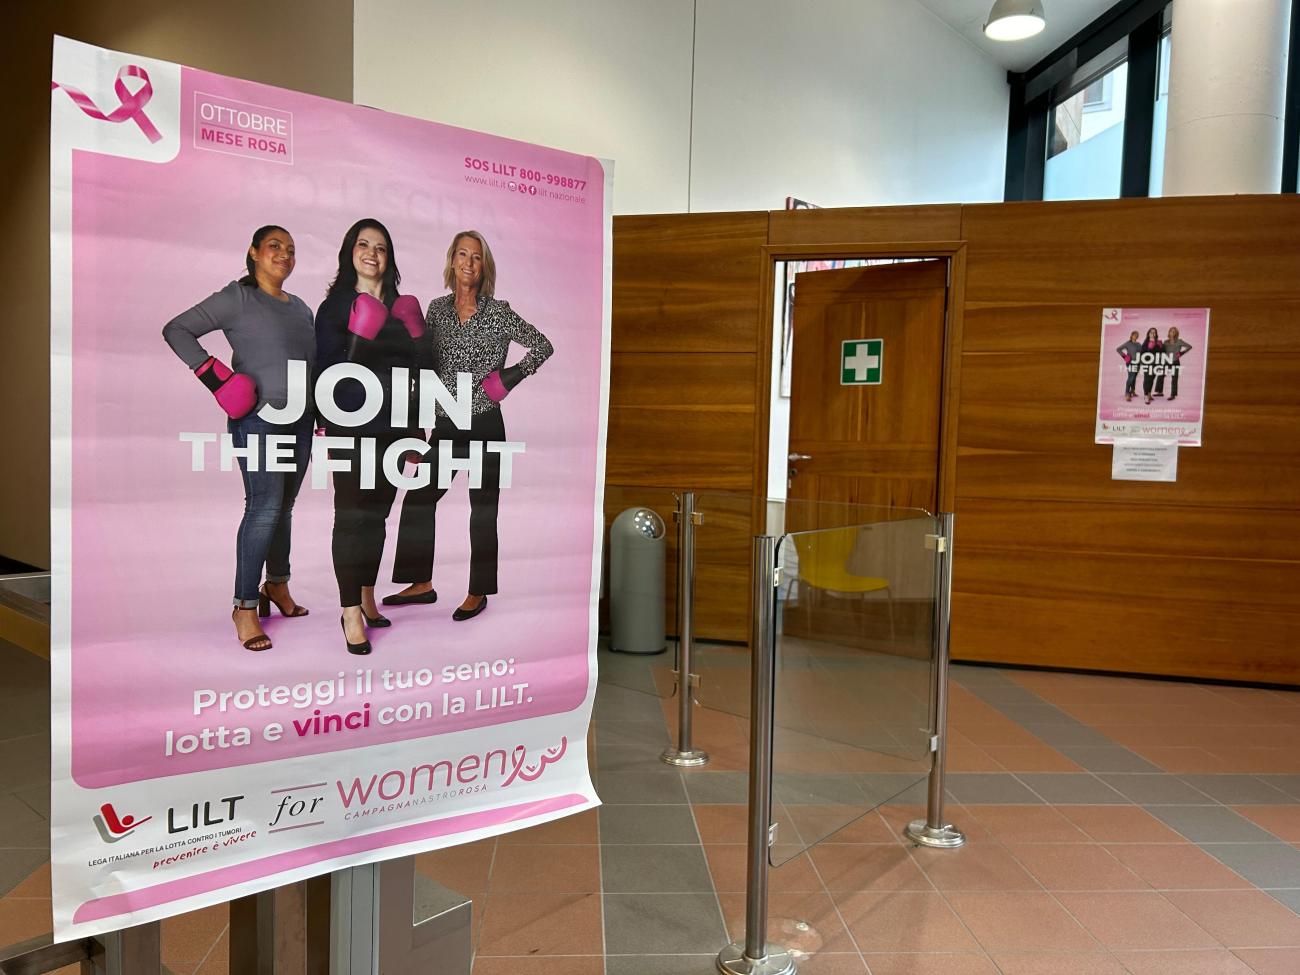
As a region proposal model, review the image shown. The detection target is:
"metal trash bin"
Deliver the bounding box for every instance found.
[609,507,666,653]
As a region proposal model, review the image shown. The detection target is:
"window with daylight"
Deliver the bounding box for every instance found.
[1149,29,1172,195]
[1045,60,1129,200]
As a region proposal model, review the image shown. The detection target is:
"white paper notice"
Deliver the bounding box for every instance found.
[1112,440,1179,482]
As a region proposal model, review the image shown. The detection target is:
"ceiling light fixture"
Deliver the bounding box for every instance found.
[984,0,1046,40]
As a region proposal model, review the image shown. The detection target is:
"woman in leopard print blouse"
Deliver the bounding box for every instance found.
[384,230,553,621]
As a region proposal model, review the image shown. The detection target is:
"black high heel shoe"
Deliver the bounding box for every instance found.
[363,610,391,628]
[341,616,372,656]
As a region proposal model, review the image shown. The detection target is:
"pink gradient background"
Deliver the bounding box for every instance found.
[69,66,606,787]
[1096,308,1209,425]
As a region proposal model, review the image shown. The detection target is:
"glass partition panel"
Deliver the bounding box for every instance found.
[597,486,679,699]
[689,490,757,719]
[771,510,938,864]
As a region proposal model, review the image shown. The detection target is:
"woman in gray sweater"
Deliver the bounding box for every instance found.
[163,226,316,652]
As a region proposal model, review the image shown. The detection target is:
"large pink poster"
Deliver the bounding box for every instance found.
[49,36,609,939]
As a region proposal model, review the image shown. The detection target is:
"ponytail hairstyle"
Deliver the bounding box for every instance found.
[239,225,291,287]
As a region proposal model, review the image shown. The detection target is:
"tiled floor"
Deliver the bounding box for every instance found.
[3,633,1300,973]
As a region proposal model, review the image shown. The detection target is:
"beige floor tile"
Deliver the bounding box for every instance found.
[475,892,603,956]
[834,890,980,953]
[945,891,1099,952]
[1164,890,1300,948]
[1055,892,1219,950]
[1005,843,1148,891]
[1105,843,1253,890]
[861,952,998,974]
[1111,949,1255,974]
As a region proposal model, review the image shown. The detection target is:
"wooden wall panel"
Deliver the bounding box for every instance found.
[610,353,757,407]
[961,196,1300,304]
[612,212,769,353]
[768,205,962,247]
[606,407,757,488]
[951,592,1297,684]
[607,212,769,641]
[953,195,1300,682]
[956,498,1300,564]
[608,195,1300,681]
[962,301,1300,354]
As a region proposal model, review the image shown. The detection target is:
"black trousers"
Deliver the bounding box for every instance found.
[392,409,505,596]
[331,433,403,607]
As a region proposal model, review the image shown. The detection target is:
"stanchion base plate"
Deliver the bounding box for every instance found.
[716,942,798,974]
[661,747,710,768]
[905,819,966,848]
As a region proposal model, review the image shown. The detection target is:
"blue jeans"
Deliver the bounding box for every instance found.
[228,414,313,608]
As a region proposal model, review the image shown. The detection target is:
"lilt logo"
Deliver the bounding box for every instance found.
[93,803,152,843]
[167,795,244,834]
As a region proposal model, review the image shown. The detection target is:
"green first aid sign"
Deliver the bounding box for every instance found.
[841,339,883,385]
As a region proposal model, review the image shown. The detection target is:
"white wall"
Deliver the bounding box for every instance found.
[353,0,695,214]
[355,0,1009,214]
[690,0,1008,209]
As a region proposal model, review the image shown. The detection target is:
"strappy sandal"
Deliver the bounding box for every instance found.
[259,583,309,618]
[232,608,272,652]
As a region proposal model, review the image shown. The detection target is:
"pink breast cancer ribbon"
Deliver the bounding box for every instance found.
[51,64,162,144]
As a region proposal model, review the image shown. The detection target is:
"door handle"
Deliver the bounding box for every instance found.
[787,453,812,462]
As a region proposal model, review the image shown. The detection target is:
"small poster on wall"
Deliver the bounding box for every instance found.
[1095,307,1210,446]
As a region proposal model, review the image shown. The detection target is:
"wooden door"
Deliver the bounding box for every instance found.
[787,261,947,519]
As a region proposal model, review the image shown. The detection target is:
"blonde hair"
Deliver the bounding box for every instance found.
[443,230,497,298]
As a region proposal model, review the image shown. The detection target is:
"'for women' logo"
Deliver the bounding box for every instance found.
[51,64,162,144]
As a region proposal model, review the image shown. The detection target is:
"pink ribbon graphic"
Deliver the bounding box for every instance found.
[51,64,162,144]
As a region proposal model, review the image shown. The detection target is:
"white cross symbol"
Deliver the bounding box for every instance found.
[845,344,879,381]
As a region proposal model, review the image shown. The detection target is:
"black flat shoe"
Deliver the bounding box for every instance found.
[341,616,372,655]
[452,596,488,622]
[381,589,438,606]
[363,611,391,628]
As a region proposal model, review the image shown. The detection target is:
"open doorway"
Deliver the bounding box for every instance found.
[766,256,950,513]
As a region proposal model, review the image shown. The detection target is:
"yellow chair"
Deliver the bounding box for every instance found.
[788,527,894,640]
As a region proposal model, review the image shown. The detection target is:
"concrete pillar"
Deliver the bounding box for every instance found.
[1163,0,1292,195]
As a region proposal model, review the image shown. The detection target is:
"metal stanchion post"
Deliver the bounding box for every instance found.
[330,859,472,974]
[91,922,161,975]
[907,512,965,849]
[331,864,380,974]
[717,536,795,975]
[663,491,709,768]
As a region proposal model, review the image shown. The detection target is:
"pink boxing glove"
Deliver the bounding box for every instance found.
[348,293,388,341]
[392,294,425,339]
[482,365,524,403]
[347,292,388,360]
[195,356,257,418]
